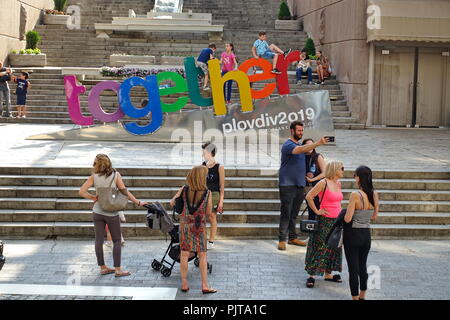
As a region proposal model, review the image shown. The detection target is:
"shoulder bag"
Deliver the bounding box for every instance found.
[300,181,327,233]
[326,209,346,249]
[96,172,129,212]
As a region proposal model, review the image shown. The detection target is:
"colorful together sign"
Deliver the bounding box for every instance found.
[65,51,301,135]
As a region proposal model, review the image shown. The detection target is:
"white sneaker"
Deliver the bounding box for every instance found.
[203,86,210,90]
[105,241,112,247]
[207,241,215,250]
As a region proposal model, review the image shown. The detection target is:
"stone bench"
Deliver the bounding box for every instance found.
[95,10,223,40]
[61,67,100,81]
[110,55,156,67]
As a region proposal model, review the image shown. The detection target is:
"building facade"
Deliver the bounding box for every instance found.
[0,0,53,64]
[295,0,450,128]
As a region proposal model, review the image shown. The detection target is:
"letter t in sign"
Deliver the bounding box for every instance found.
[64,75,94,126]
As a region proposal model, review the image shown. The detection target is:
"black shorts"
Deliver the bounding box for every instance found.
[17,94,26,106]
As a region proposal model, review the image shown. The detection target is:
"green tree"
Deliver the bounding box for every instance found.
[304,37,316,57]
[54,0,68,12]
[278,1,291,20]
[26,31,41,50]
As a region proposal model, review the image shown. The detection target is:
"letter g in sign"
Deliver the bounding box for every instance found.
[119,76,163,135]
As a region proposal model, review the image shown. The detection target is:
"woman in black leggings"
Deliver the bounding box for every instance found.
[343,166,379,300]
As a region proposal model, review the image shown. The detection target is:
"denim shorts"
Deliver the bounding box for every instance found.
[260,49,275,59]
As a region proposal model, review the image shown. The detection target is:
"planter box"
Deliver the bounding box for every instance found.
[9,54,47,67]
[44,14,70,25]
[110,55,156,67]
[275,19,301,31]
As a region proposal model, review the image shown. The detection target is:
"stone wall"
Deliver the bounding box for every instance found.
[295,0,370,123]
[0,0,53,65]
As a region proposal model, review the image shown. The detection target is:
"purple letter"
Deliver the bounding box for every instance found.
[88,81,124,122]
[64,75,93,126]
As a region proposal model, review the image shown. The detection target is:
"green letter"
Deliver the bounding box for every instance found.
[184,57,213,107]
[157,71,188,112]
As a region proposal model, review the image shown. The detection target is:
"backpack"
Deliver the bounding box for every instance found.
[145,202,174,233]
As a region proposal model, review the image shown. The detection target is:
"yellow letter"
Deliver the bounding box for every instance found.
[208,59,253,116]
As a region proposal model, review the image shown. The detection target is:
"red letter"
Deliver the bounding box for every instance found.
[275,50,301,95]
[239,58,276,100]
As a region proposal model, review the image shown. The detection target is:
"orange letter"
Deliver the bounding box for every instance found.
[239,58,276,99]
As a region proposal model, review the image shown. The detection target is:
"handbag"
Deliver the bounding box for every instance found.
[300,181,328,233]
[326,209,346,249]
[0,241,5,271]
[96,172,128,212]
[327,225,343,249]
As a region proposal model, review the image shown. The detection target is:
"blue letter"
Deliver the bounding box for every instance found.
[119,76,163,135]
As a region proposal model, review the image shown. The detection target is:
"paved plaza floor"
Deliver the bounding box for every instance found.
[1,239,450,300]
[0,124,449,171]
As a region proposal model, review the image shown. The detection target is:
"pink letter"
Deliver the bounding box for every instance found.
[64,75,94,126]
[88,81,124,122]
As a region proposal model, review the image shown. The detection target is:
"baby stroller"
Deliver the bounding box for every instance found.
[145,203,213,278]
[151,225,213,277]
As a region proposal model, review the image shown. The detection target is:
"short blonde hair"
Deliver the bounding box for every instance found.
[186,166,208,191]
[325,161,344,179]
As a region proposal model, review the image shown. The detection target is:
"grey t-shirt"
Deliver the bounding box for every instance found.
[92,172,123,217]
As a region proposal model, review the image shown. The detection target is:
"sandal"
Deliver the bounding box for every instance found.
[115,271,131,278]
[202,288,217,294]
[181,287,190,293]
[100,268,115,275]
[324,274,342,283]
[306,277,315,288]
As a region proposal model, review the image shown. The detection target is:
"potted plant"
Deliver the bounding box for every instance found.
[44,0,70,25]
[9,31,46,67]
[275,1,301,30]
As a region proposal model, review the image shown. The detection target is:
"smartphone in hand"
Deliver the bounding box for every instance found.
[325,136,335,143]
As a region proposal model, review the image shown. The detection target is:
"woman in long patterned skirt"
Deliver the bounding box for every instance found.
[170,166,217,294]
[304,161,345,288]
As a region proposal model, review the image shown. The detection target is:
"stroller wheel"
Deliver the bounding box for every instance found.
[161,266,172,277]
[194,257,199,267]
[208,263,213,274]
[151,259,162,271]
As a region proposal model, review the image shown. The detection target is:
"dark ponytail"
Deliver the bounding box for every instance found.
[355,166,375,207]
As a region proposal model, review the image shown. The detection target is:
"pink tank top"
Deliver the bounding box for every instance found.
[318,182,343,218]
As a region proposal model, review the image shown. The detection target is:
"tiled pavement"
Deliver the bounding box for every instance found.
[0,124,449,171]
[1,239,450,300]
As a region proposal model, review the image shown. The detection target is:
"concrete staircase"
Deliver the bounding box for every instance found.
[2,68,362,129]
[1,0,362,128]
[0,167,449,239]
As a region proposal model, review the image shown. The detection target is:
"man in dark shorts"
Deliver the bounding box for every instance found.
[278,121,328,250]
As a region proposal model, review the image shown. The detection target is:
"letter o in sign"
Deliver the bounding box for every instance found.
[88,81,125,122]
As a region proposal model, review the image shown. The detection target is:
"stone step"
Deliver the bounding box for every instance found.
[0,197,449,212]
[0,186,449,201]
[0,221,449,239]
[1,210,450,225]
[0,166,448,180]
[334,123,366,130]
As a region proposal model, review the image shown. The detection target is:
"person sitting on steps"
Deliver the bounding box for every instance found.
[252,31,291,75]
